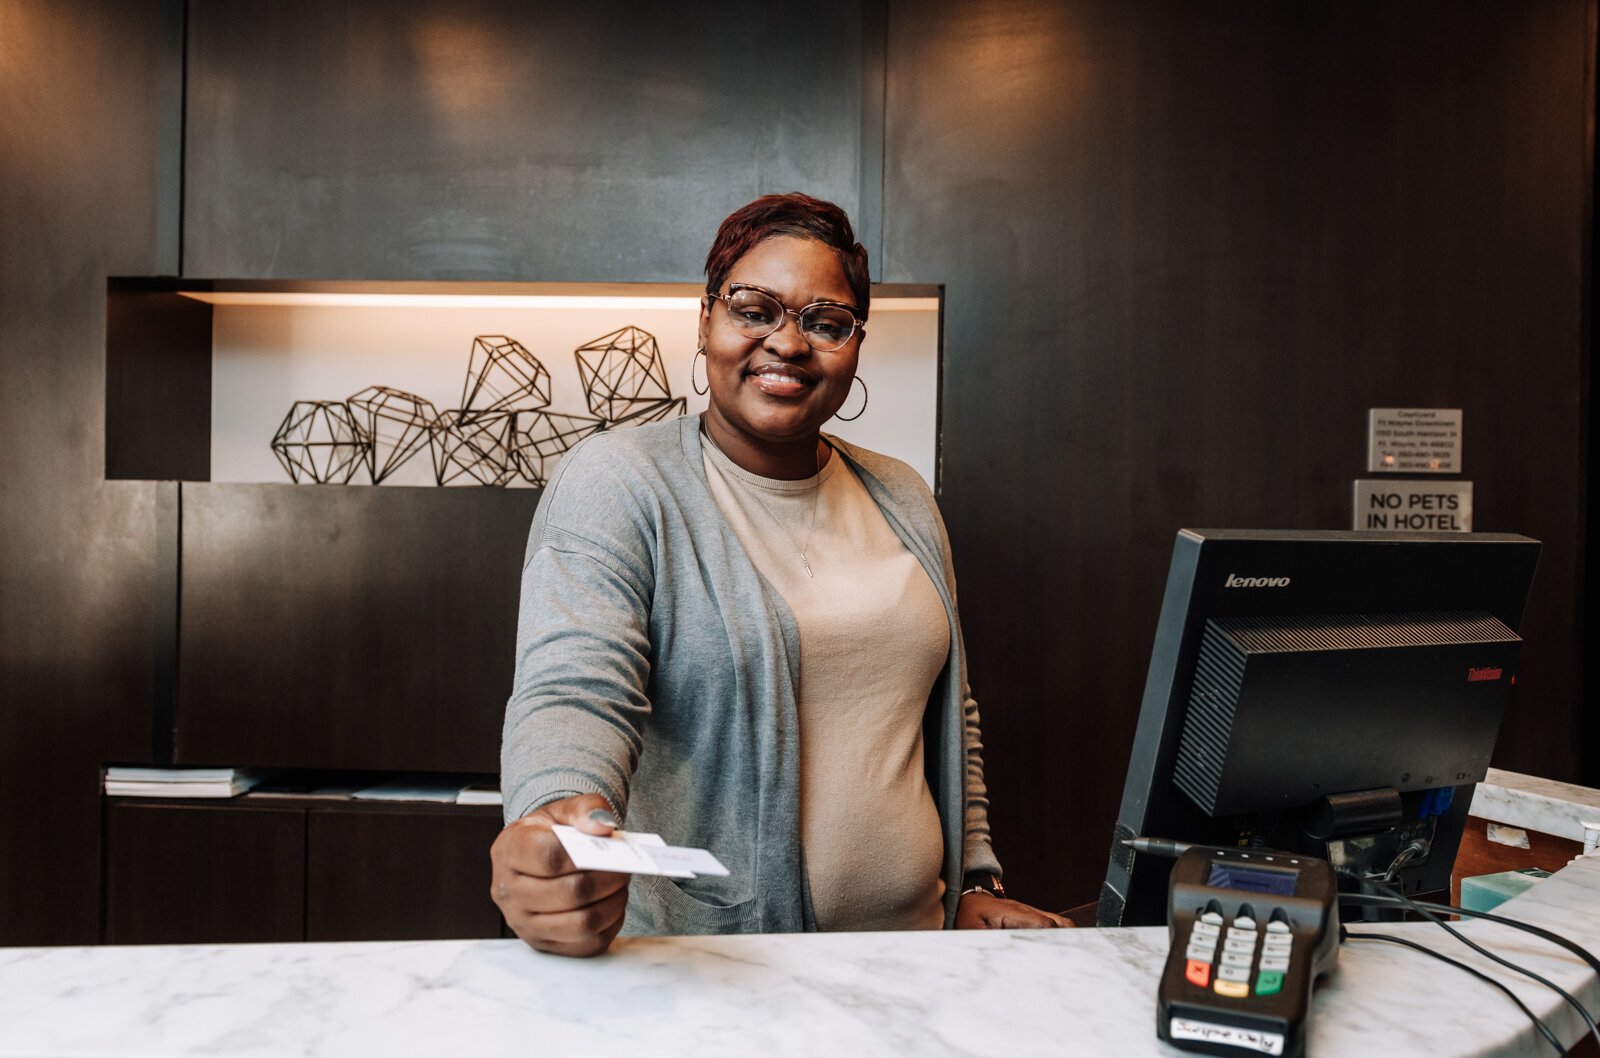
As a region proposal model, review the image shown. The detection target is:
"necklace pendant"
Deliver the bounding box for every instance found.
[801,553,813,578]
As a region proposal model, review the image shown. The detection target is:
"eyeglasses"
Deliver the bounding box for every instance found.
[708,285,864,352]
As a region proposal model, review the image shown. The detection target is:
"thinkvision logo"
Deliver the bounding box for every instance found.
[1224,574,1292,588]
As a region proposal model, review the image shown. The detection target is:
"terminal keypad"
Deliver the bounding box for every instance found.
[1179,904,1295,999]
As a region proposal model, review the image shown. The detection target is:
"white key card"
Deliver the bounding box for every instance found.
[551,825,728,879]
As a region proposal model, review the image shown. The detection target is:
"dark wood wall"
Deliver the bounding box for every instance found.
[0,0,1590,939]
[883,0,1593,906]
[182,0,873,280]
[0,0,180,943]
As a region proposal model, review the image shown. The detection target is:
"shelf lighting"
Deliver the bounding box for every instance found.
[176,292,704,310]
[175,291,939,312]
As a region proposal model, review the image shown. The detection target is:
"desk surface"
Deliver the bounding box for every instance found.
[1473,767,1600,844]
[3,856,1598,1057]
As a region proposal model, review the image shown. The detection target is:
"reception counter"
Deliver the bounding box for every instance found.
[2,853,1598,1056]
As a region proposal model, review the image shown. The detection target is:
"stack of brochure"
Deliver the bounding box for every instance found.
[456,782,503,806]
[349,774,503,805]
[103,766,265,798]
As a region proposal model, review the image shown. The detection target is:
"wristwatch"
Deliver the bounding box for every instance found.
[960,873,1006,900]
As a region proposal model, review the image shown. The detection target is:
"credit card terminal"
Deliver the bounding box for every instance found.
[1157,845,1338,1057]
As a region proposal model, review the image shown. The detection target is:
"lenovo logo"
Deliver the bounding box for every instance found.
[1224,574,1292,588]
[1468,667,1504,683]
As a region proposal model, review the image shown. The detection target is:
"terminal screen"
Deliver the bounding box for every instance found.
[1205,863,1298,897]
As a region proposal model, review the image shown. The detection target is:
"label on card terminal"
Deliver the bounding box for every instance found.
[1170,1018,1285,1056]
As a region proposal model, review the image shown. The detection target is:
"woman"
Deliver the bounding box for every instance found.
[491,193,1067,956]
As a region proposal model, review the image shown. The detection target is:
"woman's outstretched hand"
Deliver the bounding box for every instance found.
[490,792,632,957]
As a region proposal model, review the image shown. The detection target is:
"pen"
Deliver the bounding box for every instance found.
[1123,836,1193,859]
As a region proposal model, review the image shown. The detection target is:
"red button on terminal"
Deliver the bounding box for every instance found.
[1185,959,1212,988]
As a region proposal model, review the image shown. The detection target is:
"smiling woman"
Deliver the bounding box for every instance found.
[490,193,1069,956]
[698,234,863,479]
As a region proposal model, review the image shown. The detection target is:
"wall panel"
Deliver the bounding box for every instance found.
[884,0,1590,909]
[0,0,181,944]
[183,0,869,281]
[177,484,540,772]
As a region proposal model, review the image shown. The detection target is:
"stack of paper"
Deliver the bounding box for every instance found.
[104,767,265,798]
[351,775,463,803]
[456,783,502,806]
[351,774,504,805]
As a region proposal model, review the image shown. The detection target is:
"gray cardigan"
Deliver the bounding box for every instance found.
[501,414,1001,933]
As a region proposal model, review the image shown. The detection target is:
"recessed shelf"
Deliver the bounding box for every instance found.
[107,277,944,489]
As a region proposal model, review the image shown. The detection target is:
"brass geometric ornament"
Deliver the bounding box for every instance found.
[270,400,370,484]
[270,327,687,487]
[575,326,673,422]
[347,385,439,484]
[460,335,552,413]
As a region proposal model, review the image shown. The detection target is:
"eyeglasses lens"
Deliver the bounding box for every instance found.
[724,290,857,351]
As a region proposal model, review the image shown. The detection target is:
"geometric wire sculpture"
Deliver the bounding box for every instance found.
[269,400,370,484]
[512,410,608,487]
[575,326,674,423]
[431,408,521,487]
[347,385,439,484]
[608,396,688,429]
[459,335,552,414]
[271,327,686,487]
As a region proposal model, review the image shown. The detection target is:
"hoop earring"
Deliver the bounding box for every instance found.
[834,376,869,421]
[691,347,708,396]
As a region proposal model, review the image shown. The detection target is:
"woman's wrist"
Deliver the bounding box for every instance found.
[960,873,1006,900]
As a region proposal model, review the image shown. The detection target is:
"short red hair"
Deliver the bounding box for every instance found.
[703,193,871,319]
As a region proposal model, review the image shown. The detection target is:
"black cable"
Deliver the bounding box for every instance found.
[1406,900,1600,980]
[1342,926,1566,1056]
[1343,887,1600,1047]
[1351,843,1600,980]
[1340,884,1600,1050]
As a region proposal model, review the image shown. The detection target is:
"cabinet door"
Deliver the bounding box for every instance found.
[306,806,505,941]
[104,801,306,944]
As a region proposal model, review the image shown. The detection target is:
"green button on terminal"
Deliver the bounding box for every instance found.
[1255,971,1284,996]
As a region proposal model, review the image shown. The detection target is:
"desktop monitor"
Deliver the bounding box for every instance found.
[1098,529,1541,927]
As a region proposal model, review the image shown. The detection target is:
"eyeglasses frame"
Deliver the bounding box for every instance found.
[705,283,866,352]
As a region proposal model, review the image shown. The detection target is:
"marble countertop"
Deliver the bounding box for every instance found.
[1470,767,1600,844]
[3,856,1600,1057]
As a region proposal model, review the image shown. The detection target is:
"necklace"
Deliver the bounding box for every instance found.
[703,427,825,578]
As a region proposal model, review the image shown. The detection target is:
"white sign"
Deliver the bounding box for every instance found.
[1170,1018,1284,1056]
[1368,408,1462,473]
[1352,479,1473,532]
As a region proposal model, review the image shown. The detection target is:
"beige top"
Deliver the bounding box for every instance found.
[701,432,950,930]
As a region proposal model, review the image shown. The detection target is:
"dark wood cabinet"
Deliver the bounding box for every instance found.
[306,805,505,942]
[104,797,506,944]
[104,801,306,945]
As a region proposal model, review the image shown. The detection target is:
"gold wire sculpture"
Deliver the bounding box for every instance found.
[272,328,687,487]
[575,325,674,424]
[270,400,370,484]
[512,411,608,487]
[347,385,439,484]
[431,408,521,487]
[460,335,552,412]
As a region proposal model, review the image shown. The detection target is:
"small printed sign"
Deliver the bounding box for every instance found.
[1368,408,1462,473]
[1353,480,1473,532]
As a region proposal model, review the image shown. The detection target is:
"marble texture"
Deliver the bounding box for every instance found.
[4,856,1600,1057]
[1470,767,1600,844]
